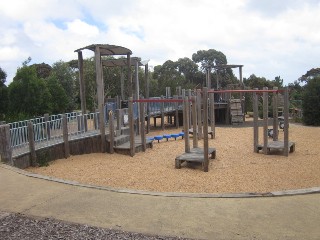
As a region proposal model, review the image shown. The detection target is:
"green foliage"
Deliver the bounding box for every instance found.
[192,49,227,69]
[0,67,8,119]
[32,63,52,79]
[50,61,77,111]
[46,75,68,114]
[302,77,320,126]
[37,150,50,167]
[9,65,52,117]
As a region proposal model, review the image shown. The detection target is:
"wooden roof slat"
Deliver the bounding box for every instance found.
[75,44,132,55]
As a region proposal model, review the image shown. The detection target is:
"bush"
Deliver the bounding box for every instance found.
[302,77,320,126]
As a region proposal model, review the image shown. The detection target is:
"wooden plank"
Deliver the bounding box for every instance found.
[273,87,279,141]
[183,96,190,153]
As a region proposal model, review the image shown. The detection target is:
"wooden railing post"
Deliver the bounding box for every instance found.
[0,124,12,164]
[27,121,37,166]
[62,114,70,158]
[44,113,51,140]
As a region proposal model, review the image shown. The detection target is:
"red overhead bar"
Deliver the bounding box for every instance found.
[208,89,284,94]
[132,99,191,103]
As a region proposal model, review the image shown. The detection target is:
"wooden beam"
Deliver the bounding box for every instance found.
[62,114,70,158]
[78,51,86,115]
[253,89,259,153]
[128,97,135,157]
[95,46,106,153]
[203,87,209,172]
[283,87,289,156]
[27,121,37,166]
[192,96,198,148]
[263,87,268,154]
[273,87,279,141]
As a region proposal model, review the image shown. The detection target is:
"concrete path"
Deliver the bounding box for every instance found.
[0,165,319,240]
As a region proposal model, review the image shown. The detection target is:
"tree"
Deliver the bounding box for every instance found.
[46,75,68,114]
[192,49,227,69]
[176,57,199,83]
[302,77,320,126]
[9,65,52,118]
[50,61,77,111]
[32,63,52,79]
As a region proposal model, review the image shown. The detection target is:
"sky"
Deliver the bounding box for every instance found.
[1,0,320,86]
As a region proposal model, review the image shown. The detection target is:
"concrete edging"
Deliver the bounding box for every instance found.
[2,163,320,198]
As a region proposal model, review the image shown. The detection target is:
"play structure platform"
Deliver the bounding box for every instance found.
[188,127,214,139]
[175,147,216,169]
[256,141,295,154]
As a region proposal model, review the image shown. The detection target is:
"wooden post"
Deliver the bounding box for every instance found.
[272,87,279,141]
[209,92,215,139]
[145,63,150,133]
[253,89,259,153]
[183,96,190,153]
[120,67,125,100]
[263,87,269,154]
[128,97,135,157]
[207,68,211,89]
[95,46,106,153]
[203,87,209,172]
[140,101,146,152]
[0,124,12,164]
[109,111,114,154]
[62,114,70,158]
[27,121,37,166]
[174,95,179,128]
[116,109,122,131]
[196,89,202,140]
[187,89,192,127]
[161,96,165,131]
[78,51,87,116]
[127,54,132,97]
[44,113,51,140]
[192,96,198,148]
[283,87,289,156]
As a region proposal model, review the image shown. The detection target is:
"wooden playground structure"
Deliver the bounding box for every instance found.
[0,44,295,173]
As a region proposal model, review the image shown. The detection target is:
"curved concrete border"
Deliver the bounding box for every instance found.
[2,163,320,198]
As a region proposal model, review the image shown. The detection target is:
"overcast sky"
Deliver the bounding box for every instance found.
[1,0,319,85]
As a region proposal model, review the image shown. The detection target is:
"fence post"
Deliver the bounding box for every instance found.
[0,124,12,164]
[62,114,70,158]
[27,121,37,166]
[109,111,114,154]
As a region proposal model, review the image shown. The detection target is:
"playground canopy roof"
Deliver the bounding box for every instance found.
[213,64,243,70]
[102,57,143,67]
[74,44,132,56]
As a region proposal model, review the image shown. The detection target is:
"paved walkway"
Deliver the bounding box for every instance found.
[0,165,319,240]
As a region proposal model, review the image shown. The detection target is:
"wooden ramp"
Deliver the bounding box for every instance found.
[114,136,153,155]
[175,147,216,171]
[257,141,295,154]
[188,127,214,139]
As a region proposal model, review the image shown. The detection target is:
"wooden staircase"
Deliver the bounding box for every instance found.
[230,99,244,125]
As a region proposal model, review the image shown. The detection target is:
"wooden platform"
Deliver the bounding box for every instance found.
[175,147,216,171]
[188,128,214,139]
[114,136,153,155]
[257,141,295,154]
